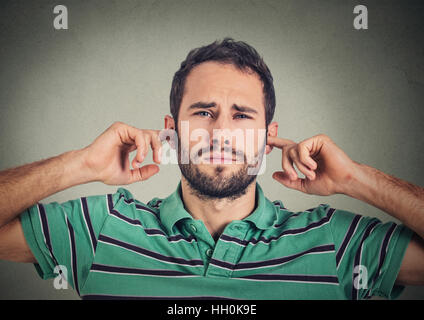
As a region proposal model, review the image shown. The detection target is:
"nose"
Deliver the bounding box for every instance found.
[211,137,231,149]
[209,113,234,149]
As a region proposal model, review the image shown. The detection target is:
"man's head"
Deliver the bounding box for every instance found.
[169,37,276,129]
[165,38,278,200]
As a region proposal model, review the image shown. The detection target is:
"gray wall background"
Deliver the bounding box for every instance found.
[0,0,423,299]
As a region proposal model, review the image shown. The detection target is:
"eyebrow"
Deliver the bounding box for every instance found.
[188,101,258,114]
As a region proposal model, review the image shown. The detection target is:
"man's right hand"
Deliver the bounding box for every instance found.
[0,122,163,258]
[82,122,162,185]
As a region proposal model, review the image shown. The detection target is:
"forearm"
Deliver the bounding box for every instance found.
[343,163,424,238]
[0,149,94,228]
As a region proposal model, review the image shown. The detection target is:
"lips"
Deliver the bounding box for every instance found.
[207,153,235,163]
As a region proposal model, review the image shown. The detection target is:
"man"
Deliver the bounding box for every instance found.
[0,38,423,300]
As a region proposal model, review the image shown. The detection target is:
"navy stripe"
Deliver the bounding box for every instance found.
[274,213,301,228]
[370,223,396,288]
[144,228,196,243]
[149,199,163,208]
[81,197,97,253]
[108,194,144,226]
[98,234,204,267]
[336,215,362,267]
[210,244,335,270]
[109,208,144,227]
[121,196,160,218]
[91,263,196,277]
[82,295,235,300]
[220,234,247,246]
[274,204,329,228]
[136,203,160,217]
[351,220,380,300]
[38,204,60,265]
[239,273,339,284]
[224,208,335,246]
[67,217,80,296]
[377,223,396,275]
[272,201,286,210]
[108,195,195,243]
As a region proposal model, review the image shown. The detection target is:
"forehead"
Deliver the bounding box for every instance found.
[181,61,264,111]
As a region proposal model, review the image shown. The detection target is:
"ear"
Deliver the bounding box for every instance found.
[164,115,175,130]
[162,115,177,149]
[265,121,278,154]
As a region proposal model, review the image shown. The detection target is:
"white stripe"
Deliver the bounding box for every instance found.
[211,249,335,271]
[378,224,397,277]
[121,198,159,218]
[108,214,196,243]
[223,207,335,247]
[37,205,47,250]
[37,204,55,262]
[355,222,379,299]
[65,214,76,289]
[237,278,340,286]
[90,269,199,278]
[97,239,203,268]
[336,216,364,270]
[237,275,340,286]
[80,198,95,256]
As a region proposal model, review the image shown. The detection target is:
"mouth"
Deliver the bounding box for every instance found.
[205,153,237,164]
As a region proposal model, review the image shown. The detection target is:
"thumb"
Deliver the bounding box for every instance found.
[272,171,305,193]
[129,164,160,184]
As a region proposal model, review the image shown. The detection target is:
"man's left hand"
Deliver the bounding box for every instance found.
[267,134,358,196]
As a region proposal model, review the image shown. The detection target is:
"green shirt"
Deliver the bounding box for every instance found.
[20,182,413,299]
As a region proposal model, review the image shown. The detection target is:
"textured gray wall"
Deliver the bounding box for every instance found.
[0,0,423,299]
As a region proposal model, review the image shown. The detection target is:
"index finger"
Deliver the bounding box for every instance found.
[266,136,296,149]
[145,130,163,164]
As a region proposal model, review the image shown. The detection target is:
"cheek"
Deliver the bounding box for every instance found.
[243,127,267,149]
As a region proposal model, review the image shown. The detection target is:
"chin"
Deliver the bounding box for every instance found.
[199,163,242,175]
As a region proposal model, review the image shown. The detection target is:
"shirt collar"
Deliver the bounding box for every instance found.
[160,181,278,234]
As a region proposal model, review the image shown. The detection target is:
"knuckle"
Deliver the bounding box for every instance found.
[112,121,124,128]
[298,141,308,151]
[288,148,297,157]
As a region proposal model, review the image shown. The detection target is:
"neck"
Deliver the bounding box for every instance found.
[180,177,257,240]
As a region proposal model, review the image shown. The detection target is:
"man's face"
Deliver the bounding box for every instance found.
[175,61,268,199]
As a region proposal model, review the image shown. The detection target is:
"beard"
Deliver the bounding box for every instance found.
[177,137,260,201]
[179,162,257,201]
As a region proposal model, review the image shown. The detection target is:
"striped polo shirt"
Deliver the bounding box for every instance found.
[20,182,413,300]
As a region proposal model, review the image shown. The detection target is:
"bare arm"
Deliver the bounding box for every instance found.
[0,149,90,228]
[0,150,91,263]
[342,163,424,285]
[269,134,424,286]
[0,122,162,262]
[344,163,424,239]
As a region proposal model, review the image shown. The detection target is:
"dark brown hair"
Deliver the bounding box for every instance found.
[169,38,276,127]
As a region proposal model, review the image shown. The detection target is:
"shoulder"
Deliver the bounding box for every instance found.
[272,202,337,228]
[109,187,163,225]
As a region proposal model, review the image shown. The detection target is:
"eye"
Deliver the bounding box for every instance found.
[234,114,251,119]
[195,111,212,118]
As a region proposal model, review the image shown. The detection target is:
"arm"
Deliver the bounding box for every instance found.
[0,149,90,229]
[0,149,93,263]
[343,163,424,239]
[342,163,424,285]
[0,122,162,262]
[268,133,424,286]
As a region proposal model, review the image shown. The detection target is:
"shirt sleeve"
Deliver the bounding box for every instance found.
[19,191,122,294]
[329,208,414,300]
